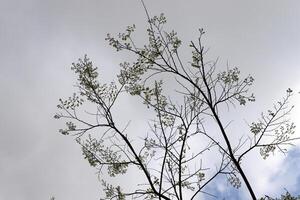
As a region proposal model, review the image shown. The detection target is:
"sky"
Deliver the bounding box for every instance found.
[1,0,300,199]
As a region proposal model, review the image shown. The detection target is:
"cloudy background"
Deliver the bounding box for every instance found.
[1,0,300,199]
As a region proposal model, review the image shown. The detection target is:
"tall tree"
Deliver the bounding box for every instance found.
[55,3,299,200]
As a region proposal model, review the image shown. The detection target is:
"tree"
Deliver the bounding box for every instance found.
[55,2,299,200]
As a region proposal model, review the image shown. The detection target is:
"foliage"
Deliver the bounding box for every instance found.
[55,3,298,200]
[260,191,300,200]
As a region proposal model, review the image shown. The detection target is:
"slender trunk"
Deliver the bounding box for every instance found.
[210,107,257,200]
[233,158,257,200]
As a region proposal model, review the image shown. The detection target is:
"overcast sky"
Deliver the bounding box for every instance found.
[1,0,300,200]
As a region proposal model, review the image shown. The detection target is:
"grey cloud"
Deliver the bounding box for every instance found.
[1,0,300,200]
